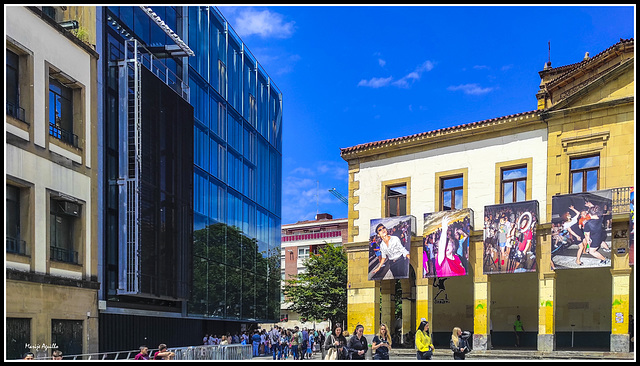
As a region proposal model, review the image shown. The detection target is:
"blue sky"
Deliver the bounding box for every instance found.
[217,5,635,225]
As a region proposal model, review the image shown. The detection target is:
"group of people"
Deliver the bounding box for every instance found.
[320,320,472,361]
[133,344,175,360]
[423,214,471,278]
[483,207,537,273]
[202,332,247,346]
[552,197,611,267]
[22,350,63,360]
[258,325,321,360]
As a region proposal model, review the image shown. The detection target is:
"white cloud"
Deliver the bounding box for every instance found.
[473,65,490,70]
[391,60,434,88]
[230,7,295,39]
[358,76,393,88]
[447,83,494,95]
[378,58,386,67]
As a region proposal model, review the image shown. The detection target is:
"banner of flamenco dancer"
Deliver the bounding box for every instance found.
[423,208,473,278]
[368,215,416,281]
[551,190,612,270]
[483,200,539,274]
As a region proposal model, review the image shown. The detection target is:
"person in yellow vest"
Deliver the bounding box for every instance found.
[415,319,435,359]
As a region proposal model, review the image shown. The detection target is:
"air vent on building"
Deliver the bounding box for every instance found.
[58,201,80,216]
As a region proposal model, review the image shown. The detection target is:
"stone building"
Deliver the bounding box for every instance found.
[6,6,100,359]
[340,38,633,352]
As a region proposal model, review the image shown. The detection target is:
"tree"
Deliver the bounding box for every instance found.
[283,242,347,327]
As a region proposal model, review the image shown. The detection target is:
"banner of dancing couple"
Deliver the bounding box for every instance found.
[551,190,612,270]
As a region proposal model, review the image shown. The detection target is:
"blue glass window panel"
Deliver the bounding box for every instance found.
[503,183,513,204]
[586,170,598,192]
[194,125,209,170]
[516,180,526,202]
[443,191,452,210]
[243,127,255,164]
[119,7,134,31]
[244,163,255,200]
[502,167,527,180]
[571,156,599,170]
[227,151,242,193]
[454,189,463,210]
[257,73,268,139]
[443,176,463,189]
[572,172,583,193]
[133,7,150,44]
[227,112,242,153]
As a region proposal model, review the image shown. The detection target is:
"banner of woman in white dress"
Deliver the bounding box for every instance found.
[423,208,473,278]
[368,215,415,280]
[551,190,612,270]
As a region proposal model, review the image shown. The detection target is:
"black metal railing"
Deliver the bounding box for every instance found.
[49,122,79,148]
[6,236,28,256]
[50,246,79,264]
[7,101,26,122]
[611,186,633,214]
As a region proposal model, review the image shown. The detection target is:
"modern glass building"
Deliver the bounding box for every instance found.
[98,6,282,351]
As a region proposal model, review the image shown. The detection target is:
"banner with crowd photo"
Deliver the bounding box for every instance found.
[630,187,634,266]
[423,208,473,278]
[482,200,539,275]
[368,215,416,281]
[551,190,612,270]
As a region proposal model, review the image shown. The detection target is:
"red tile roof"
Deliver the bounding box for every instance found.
[340,110,538,155]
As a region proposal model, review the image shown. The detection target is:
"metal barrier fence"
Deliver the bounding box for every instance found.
[33,344,253,360]
[168,344,253,360]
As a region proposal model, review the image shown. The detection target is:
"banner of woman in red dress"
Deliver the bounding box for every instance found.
[423,209,473,278]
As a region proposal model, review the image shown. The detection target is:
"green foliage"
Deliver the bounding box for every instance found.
[283,243,347,326]
[72,26,90,43]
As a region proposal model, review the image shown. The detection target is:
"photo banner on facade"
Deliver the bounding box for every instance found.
[483,200,539,274]
[630,187,635,266]
[368,215,415,280]
[551,190,612,270]
[422,208,473,278]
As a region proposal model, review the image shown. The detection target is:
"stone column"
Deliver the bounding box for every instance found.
[538,224,556,352]
[380,279,395,332]
[415,240,433,333]
[471,233,490,350]
[346,241,379,339]
[610,221,632,353]
[400,278,413,344]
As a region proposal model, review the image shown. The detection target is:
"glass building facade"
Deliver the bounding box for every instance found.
[100,6,282,349]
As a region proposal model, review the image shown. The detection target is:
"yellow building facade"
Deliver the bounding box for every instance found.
[340,38,634,353]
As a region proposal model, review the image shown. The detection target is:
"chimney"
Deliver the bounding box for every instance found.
[315,213,333,220]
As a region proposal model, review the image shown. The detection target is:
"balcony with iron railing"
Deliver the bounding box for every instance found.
[6,102,26,122]
[610,186,633,215]
[49,122,79,148]
[6,236,28,256]
[281,230,343,243]
[50,246,79,264]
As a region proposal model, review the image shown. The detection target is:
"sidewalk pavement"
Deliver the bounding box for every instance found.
[250,348,635,361]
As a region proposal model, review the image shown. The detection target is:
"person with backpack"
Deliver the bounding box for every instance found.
[270,326,281,360]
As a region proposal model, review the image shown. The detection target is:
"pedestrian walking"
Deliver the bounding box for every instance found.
[270,326,281,360]
[371,323,391,360]
[324,323,348,360]
[449,327,469,360]
[513,315,525,347]
[252,330,261,357]
[415,319,435,360]
[346,324,368,360]
[291,326,300,360]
